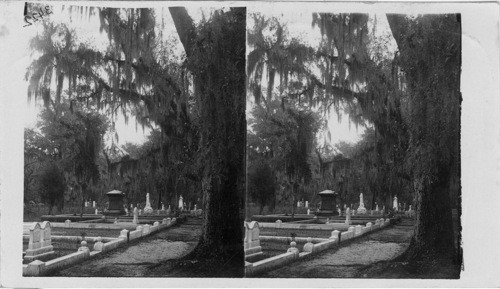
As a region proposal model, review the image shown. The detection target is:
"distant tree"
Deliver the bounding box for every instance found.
[38,162,65,215]
[248,161,276,215]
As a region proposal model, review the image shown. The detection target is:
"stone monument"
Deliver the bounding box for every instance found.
[244,221,263,261]
[356,193,367,214]
[24,222,55,261]
[178,196,184,210]
[143,193,154,214]
[393,196,398,211]
[104,190,126,216]
[317,190,338,216]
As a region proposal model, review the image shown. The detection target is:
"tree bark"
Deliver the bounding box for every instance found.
[386,14,461,260]
[169,8,246,269]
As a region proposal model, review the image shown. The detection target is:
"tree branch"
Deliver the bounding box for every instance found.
[169,7,196,58]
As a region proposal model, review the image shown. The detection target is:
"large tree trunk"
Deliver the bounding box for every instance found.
[169,7,246,268]
[387,14,461,260]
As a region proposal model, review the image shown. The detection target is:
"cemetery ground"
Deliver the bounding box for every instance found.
[255,218,461,279]
[45,216,242,277]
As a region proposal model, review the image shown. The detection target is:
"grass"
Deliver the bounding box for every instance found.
[24,204,101,222]
[246,203,316,219]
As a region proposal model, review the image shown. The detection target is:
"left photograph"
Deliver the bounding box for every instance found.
[21,3,246,277]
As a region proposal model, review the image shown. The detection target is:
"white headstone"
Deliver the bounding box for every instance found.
[120,229,128,239]
[144,193,154,214]
[307,209,310,215]
[330,230,340,240]
[161,203,165,211]
[244,221,261,255]
[305,201,309,208]
[275,219,282,229]
[95,209,98,215]
[345,208,351,225]
[133,207,138,224]
[93,201,96,208]
[64,219,71,227]
[393,196,398,211]
[178,196,184,210]
[357,193,367,214]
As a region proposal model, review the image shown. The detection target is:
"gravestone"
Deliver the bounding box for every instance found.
[178,196,184,210]
[355,225,362,235]
[95,209,98,215]
[275,220,282,229]
[307,209,310,215]
[143,193,154,214]
[24,222,55,261]
[143,224,151,235]
[393,196,398,211]
[64,219,71,227]
[330,230,340,240]
[356,193,367,214]
[244,221,263,259]
[166,205,172,215]
[317,190,338,216]
[119,229,128,239]
[93,201,96,208]
[104,190,126,216]
[305,201,309,208]
[338,208,342,216]
[345,208,351,225]
[375,204,379,212]
[161,203,165,211]
[132,207,138,224]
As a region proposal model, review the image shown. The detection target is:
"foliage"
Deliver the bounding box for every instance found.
[247,161,276,214]
[38,162,66,214]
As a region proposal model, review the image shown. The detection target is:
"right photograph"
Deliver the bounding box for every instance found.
[244,10,462,278]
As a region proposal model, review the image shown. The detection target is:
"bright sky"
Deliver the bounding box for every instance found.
[247,9,397,145]
[22,5,211,146]
[18,5,397,149]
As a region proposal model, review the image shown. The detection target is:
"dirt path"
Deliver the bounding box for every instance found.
[260,218,415,278]
[52,217,202,277]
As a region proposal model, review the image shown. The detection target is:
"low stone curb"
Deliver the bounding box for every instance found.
[245,218,391,277]
[23,216,184,276]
